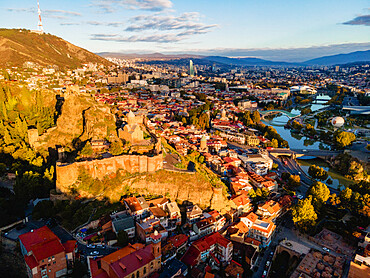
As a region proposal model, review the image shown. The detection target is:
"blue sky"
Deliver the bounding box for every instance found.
[1,0,369,61]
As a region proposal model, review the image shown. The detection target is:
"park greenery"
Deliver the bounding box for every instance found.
[308,165,328,181]
[333,130,356,148]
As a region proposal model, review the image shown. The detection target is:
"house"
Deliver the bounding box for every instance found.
[124,196,150,220]
[89,233,162,278]
[186,205,203,224]
[256,200,282,221]
[165,202,182,228]
[193,217,216,238]
[162,234,189,263]
[149,206,168,228]
[111,211,136,239]
[224,260,244,278]
[230,194,252,217]
[136,218,168,244]
[181,233,233,268]
[19,226,76,278]
[207,211,226,231]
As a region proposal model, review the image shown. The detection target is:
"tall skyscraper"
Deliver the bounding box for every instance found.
[189,60,195,76]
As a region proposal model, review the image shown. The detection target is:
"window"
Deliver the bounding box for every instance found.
[132,275,135,278]
[151,262,153,269]
[143,267,146,274]
[136,271,140,278]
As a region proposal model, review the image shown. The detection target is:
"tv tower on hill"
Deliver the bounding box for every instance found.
[37,0,44,33]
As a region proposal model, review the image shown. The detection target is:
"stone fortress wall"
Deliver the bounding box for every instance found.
[56,153,163,193]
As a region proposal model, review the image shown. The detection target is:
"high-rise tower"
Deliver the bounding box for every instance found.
[189,60,194,76]
[37,0,44,33]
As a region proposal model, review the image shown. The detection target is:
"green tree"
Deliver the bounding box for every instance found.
[80,141,93,156]
[308,181,330,210]
[287,175,300,188]
[33,200,55,220]
[329,193,341,206]
[252,111,260,123]
[109,140,124,156]
[270,139,279,148]
[117,230,129,247]
[292,196,318,232]
[333,131,356,148]
[248,188,256,199]
[339,187,353,205]
[308,165,328,181]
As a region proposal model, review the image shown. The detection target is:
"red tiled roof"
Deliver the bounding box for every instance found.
[89,258,110,278]
[181,245,201,267]
[168,234,188,249]
[19,226,65,262]
[104,245,155,277]
[63,240,77,254]
[24,255,38,269]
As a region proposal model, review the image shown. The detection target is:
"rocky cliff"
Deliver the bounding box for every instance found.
[36,91,117,150]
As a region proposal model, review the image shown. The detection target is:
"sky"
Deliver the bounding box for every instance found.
[1,0,369,61]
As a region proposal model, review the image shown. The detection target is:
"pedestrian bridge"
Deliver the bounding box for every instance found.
[259,109,300,119]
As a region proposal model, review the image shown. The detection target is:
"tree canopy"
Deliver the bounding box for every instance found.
[292,196,318,232]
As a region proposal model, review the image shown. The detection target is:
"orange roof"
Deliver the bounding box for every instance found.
[246,212,258,223]
[231,194,251,207]
[102,243,144,264]
[234,222,249,234]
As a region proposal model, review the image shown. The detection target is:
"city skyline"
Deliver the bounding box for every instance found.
[1,0,369,61]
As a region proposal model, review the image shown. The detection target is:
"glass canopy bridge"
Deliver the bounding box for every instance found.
[259,109,300,119]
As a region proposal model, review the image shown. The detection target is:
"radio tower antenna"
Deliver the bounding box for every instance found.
[37,0,43,33]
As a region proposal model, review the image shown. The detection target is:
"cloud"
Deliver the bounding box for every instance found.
[343,14,370,26]
[60,22,81,26]
[7,7,81,19]
[91,0,172,13]
[44,10,81,17]
[125,12,217,32]
[86,21,123,27]
[90,29,210,43]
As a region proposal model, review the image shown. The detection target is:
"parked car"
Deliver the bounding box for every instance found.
[323,247,330,252]
[262,270,267,278]
[266,261,270,267]
[90,251,99,256]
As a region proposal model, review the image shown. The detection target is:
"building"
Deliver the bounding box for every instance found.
[90,233,162,278]
[19,226,76,278]
[189,60,195,76]
[230,194,252,217]
[165,202,182,228]
[136,218,168,244]
[118,111,144,143]
[186,204,203,224]
[124,196,150,220]
[111,211,136,239]
[181,232,233,268]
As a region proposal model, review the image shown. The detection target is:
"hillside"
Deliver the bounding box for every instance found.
[304,50,370,66]
[0,28,111,68]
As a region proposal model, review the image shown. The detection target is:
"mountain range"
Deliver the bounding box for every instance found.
[99,50,370,67]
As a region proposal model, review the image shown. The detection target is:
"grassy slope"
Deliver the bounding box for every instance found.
[0,28,111,68]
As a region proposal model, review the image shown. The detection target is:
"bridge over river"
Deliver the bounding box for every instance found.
[269,148,342,160]
[259,109,300,119]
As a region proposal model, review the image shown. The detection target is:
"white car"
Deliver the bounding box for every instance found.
[323,247,330,252]
[297,195,304,199]
[90,251,99,255]
[266,261,270,267]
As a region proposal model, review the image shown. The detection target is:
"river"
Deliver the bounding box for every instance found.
[262,95,352,189]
